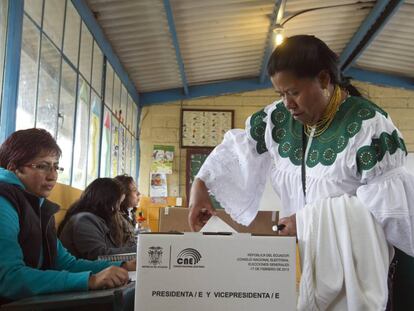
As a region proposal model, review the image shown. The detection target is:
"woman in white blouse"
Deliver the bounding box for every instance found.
[188,35,414,310]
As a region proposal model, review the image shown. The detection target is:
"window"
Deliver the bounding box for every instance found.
[87,90,102,185]
[100,107,112,177]
[132,102,138,136]
[43,0,65,49]
[113,74,121,116]
[125,132,131,175]
[0,0,8,110]
[91,41,103,95]
[111,115,119,177]
[63,1,80,67]
[36,34,60,136]
[118,125,126,174]
[72,78,90,189]
[104,63,114,110]
[16,16,40,130]
[24,0,43,26]
[79,22,92,82]
[120,85,127,124]
[131,136,137,179]
[126,95,133,132]
[56,60,76,185]
[14,0,140,188]
[102,69,139,179]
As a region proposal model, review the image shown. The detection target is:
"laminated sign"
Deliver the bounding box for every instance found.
[135,233,296,311]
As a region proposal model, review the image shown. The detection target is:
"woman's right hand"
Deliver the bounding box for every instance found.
[188,178,216,232]
[277,214,297,237]
[88,266,129,290]
[121,259,136,271]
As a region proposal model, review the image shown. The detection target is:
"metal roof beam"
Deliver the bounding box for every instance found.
[141,77,273,106]
[141,65,414,106]
[345,67,414,91]
[163,0,189,96]
[339,0,405,72]
[259,0,284,84]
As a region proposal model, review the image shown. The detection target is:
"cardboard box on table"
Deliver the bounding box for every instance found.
[135,232,296,311]
[158,207,279,234]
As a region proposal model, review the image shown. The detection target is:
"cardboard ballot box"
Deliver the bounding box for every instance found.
[135,233,296,311]
[158,207,279,234]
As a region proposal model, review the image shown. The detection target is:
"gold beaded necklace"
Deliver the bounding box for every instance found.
[305,85,342,137]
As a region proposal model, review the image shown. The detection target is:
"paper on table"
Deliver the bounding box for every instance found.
[200,215,237,233]
[129,271,136,282]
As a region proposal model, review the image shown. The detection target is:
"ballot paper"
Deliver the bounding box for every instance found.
[128,271,136,282]
[200,215,237,233]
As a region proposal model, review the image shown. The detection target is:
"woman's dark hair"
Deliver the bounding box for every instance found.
[58,178,125,244]
[0,128,61,169]
[114,174,135,212]
[267,35,361,96]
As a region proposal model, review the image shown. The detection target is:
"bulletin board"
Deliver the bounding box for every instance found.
[186,148,223,209]
[180,109,234,148]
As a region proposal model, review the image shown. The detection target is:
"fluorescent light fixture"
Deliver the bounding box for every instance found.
[273,25,284,47]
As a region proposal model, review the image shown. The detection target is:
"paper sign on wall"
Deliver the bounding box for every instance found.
[150,173,167,197]
[151,145,174,174]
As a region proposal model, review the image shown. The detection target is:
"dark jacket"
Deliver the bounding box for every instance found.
[59,212,136,260]
[0,182,59,269]
[0,168,118,303]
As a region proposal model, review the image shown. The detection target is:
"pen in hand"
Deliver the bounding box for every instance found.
[272,224,286,232]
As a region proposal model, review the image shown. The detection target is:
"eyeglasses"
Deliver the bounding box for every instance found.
[23,163,64,174]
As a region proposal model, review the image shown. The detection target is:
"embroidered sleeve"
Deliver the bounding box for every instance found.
[247,109,268,154]
[357,129,407,173]
[355,112,407,179]
[196,106,275,226]
[355,110,414,256]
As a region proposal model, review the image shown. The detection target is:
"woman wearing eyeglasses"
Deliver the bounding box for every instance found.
[0,128,135,307]
[58,178,137,260]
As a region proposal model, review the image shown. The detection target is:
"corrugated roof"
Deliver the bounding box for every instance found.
[87,0,182,92]
[83,0,414,105]
[283,0,374,54]
[356,2,414,77]
[171,0,273,84]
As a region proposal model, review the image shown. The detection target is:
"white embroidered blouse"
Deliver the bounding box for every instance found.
[197,96,414,256]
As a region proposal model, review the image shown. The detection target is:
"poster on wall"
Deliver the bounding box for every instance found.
[180,109,234,148]
[151,145,174,174]
[150,173,168,197]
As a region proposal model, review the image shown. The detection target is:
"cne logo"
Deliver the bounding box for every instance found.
[148,246,163,266]
[176,248,202,265]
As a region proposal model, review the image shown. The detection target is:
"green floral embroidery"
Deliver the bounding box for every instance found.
[271,103,303,165]
[306,98,387,167]
[357,130,407,172]
[270,97,389,167]
[250,109,268,154]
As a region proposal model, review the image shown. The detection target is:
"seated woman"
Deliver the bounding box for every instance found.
[0,128,135,304]
[114,174,141,238]
[58,178,137,260]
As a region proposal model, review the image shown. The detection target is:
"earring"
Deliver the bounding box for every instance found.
[323,88,330,99]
